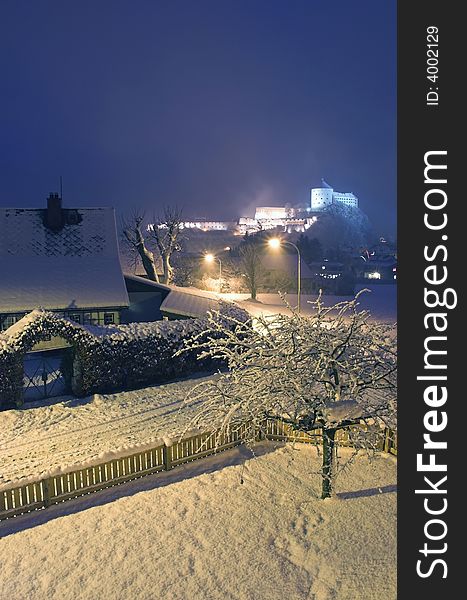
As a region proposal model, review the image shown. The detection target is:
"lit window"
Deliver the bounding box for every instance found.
[104,313,115,325]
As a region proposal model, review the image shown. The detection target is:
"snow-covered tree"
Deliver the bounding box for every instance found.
[181,291,397,498]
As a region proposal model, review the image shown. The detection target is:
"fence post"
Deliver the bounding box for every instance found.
[383,428,391,453]
[255,421,263,442]
[42,478,51,508]
[163,443,172,471]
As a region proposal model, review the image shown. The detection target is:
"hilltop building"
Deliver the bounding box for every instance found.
[151,178,360,237]
[310,179,358,211]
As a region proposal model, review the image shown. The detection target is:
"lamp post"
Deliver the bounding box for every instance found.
[204,253,222,292]
[268,238,301,312]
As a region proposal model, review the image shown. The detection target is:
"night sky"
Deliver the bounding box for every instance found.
[0,0,396,236]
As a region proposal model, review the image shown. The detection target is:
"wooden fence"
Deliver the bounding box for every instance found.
[264,420,398,456]
[0,421,397,522]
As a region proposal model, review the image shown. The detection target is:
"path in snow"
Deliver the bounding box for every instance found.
[0,374,217,486]
[0,445,397,600]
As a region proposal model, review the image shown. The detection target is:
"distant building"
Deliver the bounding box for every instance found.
[237,217,258,231]
[254,206,290,220]
[352,239,397,282]
[311,179,358,211]
[359,260,397,282]
[308,260,356,295]
[238,204,315,234]
[179,220,237,231]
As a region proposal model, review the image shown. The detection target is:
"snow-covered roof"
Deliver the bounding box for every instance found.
[0,207,129,313]
[124,273,171,293]
[160,288,222,319]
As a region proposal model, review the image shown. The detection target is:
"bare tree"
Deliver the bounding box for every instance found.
[122,212,160,282]
[148,206,183,285]
[239,243,264,300]
[181,291,397,499]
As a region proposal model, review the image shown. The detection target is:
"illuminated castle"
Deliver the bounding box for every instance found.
[311,179,358,211]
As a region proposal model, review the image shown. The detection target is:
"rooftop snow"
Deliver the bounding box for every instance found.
[0,207,129,313]
[161,288,222,319]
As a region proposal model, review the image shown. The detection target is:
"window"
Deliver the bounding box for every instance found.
[0,314,23,331]
[104,312,114,325]
[69,313,81,324]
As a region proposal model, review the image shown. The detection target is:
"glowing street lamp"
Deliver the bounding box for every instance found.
[268,238,281,250]
[204,253,222,292]
[268,237,302,312]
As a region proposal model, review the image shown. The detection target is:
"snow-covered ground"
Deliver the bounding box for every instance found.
[0,444,396,600]
[223,284,397,322]
[165,283,397,322]
[0,292,397,599]
[0,374,217,488]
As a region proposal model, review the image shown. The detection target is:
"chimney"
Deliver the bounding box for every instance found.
[46,193,63,231]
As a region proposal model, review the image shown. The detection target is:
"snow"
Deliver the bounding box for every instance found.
[160,288,223,318]
[0,445,396,600]
[323,400,364,423]
[0,207,129,312]
[0,374,218,488]
[222,284,397,322]
[137,282,396,322]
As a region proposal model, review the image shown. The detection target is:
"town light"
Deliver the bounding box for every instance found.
[267,238,281,250]
[267,238,301,312]
[204,253,222,291]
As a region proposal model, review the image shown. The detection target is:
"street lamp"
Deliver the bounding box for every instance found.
[267,237,302,312]
[204,253,222,292]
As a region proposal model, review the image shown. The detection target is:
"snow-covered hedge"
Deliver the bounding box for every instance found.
[0,303,249,407]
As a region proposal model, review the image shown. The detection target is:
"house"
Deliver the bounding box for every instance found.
[123,274,223,321]
[308,260,355,295]
[358,258,397,282]
[0,194,129,343]
[0,195,234,403]
[352,240,397,282]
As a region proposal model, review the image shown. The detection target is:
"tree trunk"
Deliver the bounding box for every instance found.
[251,285,257,300]
[139,246,159,282]
[321,427,336,499]
[160,254,173,285]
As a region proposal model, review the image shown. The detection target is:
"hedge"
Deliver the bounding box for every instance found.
[0,303,249,408]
